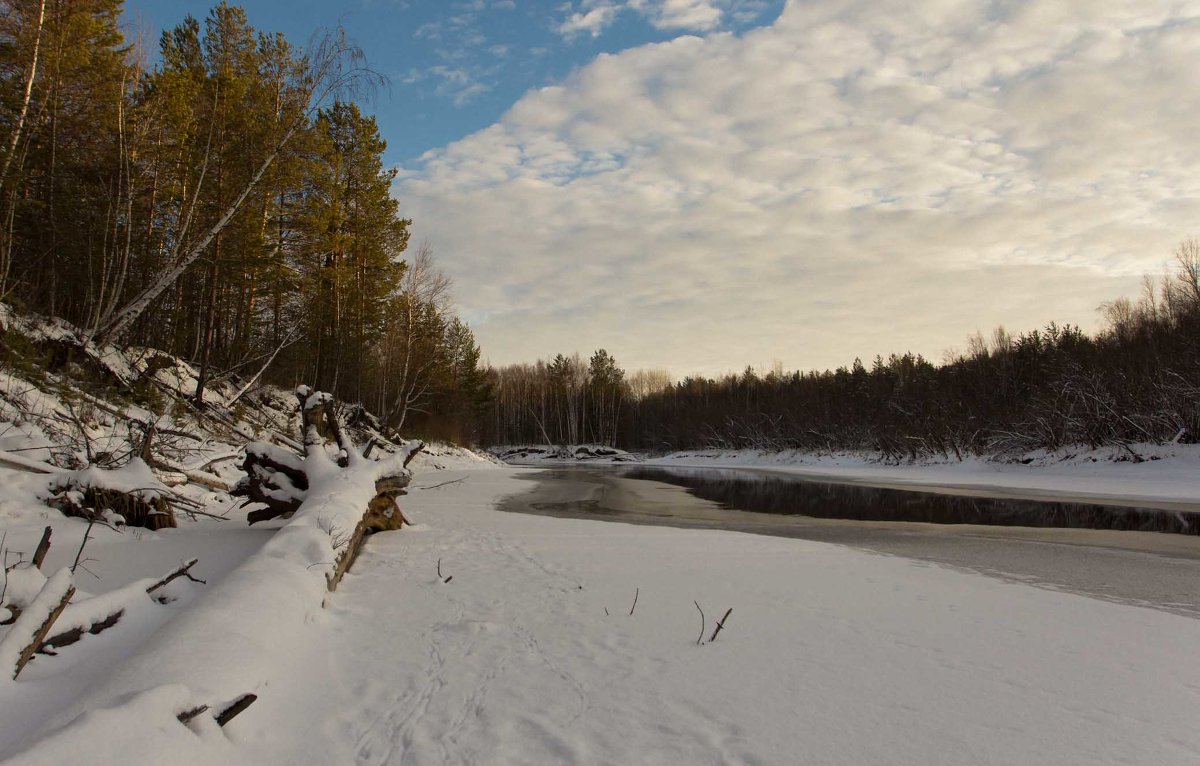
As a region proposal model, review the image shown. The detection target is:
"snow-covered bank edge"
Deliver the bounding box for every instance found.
[646,445,1200,509]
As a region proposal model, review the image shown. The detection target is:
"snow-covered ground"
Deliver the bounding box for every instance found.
[230,469,1200,764]
[9,467,1197,764]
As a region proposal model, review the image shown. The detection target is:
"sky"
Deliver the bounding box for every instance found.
[122,1,1200,378]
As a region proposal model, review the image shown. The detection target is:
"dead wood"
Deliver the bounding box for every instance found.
[49,484,176,530]
[37,560,206,655]
[403,442,424,468]
[177,705,209,724]
[709,608,733,643]
[12,579,75,679]
[39,609,123,654]
[146,558,205,595]
[150,459,231,491]
[0,451,55,474]
[215,693,257,726]
[31,526,51,569]
[326,516,368,593]
[178,693,257,728]
[694,601,705,646]
[234,442,310,524]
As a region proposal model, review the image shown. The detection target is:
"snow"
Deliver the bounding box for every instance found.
[1,463,1199,762]
[647,446,1200,509]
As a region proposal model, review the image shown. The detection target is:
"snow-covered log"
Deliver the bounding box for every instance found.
[35,560,204,655]
[235,386,422,534]
[0,568,74,680]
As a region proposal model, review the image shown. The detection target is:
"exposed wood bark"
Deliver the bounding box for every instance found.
[5,570,74,679]
[215,693,257,726]
[31,526,51,569]
[325,516,368,593]
[39,609,123,654]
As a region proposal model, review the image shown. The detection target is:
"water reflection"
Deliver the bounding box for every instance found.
[617,466,1200,535]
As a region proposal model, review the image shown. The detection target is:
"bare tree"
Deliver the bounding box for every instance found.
[382,242,452,434]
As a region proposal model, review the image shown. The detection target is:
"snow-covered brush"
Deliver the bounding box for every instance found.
[44,459,176,530]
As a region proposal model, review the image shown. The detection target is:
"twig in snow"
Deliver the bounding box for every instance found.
[146,558,206,596]
[71,518,97,575]
[708,608,733,643]
[418,476,467,491]
[177,705,209,724]
[628,587,639,617]
[694,601,705,646]
[437,558,452,583]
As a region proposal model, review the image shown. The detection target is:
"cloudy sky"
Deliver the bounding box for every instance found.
[126,0,1200,377]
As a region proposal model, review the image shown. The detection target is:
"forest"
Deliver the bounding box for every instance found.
[3,2,1198,459]
[483,246,1200,460]
[0,0,487,443]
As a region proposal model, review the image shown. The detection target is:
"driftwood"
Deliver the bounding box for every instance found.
[326,516,369,593]
[236,387,424,596]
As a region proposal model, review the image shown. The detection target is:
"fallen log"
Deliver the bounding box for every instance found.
[39,609,123,654]
[37,559,207,655]
[0,450,55,474]
[236,388,422,531]
[0,568,74,679]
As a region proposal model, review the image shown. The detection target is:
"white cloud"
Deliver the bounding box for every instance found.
[559,2,622,37]
[558,0,765,37]
[630,0,724,30]
[398,0,1200,376]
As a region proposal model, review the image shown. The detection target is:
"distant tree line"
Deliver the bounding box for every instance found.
[0,1,487,442]
[485,245,1200,459]
[483,350,635,446]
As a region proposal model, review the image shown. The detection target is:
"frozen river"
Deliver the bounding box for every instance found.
[501,465,1200,618]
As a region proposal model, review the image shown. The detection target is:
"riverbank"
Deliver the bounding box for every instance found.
[10,465,1200,764]
[500,466,1200,617]
[647,444,1200,510]
[230,469,1200,764]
